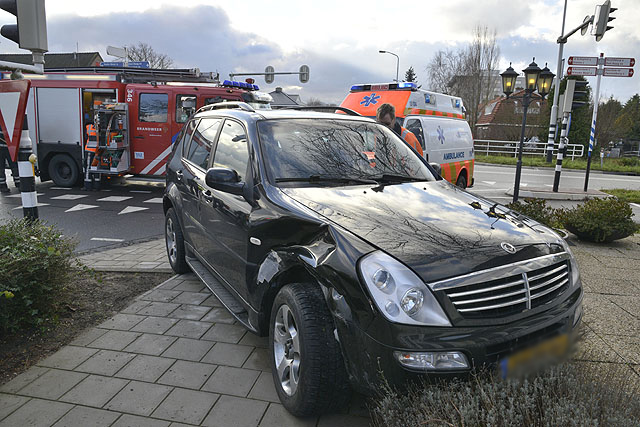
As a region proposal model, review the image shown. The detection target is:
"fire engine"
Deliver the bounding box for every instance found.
[0,67,272,187]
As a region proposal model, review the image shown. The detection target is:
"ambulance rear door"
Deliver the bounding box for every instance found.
[128,86,173,176]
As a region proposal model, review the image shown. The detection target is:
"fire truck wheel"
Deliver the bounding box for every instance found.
[165,208,190,274]
[49,154,79,187]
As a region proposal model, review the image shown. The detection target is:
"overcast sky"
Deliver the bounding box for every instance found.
[0,0,638,104]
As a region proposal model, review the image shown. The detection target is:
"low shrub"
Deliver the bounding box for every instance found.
[560,197,638,243]
[0,218,78,333]
[371,362,640,427]
[506,198,562,229]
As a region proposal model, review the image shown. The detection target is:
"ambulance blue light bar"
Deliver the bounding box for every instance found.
[222,80,259,91]
[350,82,417,92]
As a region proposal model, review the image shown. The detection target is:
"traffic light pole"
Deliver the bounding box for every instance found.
[584,53,604,191]
[546,0,568,163]
[553,112,571,192]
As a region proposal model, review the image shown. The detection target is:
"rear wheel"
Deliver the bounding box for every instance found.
[165,208,189,274]
[49,154,79,187]
[456,173,467,189]
[269,283,350,416]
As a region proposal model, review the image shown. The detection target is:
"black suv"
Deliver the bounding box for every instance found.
[163,102,583,416]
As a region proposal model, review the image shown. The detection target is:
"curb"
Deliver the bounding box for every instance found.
[89,266,174,273]
[505,187,609,201]
[475,162,640,177]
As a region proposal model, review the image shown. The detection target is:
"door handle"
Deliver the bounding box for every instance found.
[176,170,184,181]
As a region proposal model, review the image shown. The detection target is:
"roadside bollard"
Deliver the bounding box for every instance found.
[18,115,38,220]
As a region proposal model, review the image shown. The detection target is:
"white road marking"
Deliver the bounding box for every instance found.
[90,237,124,242]
[470,189,510,192]
[481,181,496,185]
[130,190,152,194]
[118,206,149,215]
[545,184,553,187]
[477,169,636,182]
[65,204,98,212]
[12,203,49,210]
[51,194,88,200]
[50,187,72,190]
[143,198,163,204]
[521,183,528,187]
[7,192,44,198]
[97,196,133,202]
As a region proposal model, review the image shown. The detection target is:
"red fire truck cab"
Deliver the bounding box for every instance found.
[1,67,271,186]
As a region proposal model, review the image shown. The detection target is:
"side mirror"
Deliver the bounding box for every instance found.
[205,167,244,195]
[429,162,442,176]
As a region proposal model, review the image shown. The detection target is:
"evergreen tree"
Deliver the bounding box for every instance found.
[404,66,417,83]
[615,94,640,141]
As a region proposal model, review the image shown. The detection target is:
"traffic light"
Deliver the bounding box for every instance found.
[0,0,48,53]
[592,0,617,42]
[562,79,589,113]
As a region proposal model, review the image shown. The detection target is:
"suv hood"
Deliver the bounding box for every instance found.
[281,181,565,283]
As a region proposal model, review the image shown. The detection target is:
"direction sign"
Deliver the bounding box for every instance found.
[128,61,150,68]
[604,57,635,67]
[100,61,124,67]
[567,66,597,76]
[603,67,634,77]
[568,56,598,66]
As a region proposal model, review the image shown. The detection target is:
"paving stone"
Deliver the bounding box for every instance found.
[239,332,269,349]
[88,330,141,351]
[582,294,640,336]
[59,375,129,407]
[317,414,370,427]
[136,302,180,318]
[258,403,317,427]
[0,366,49,393]
[201,294,224,307]
[201,323,246,343]
[52,406,121,427]
[98,313,146,330]
[115,355,175,382]
[202,366,260,397]
[75,350,137,376]
[202,342,254,367]
[609,295,640,320]
[201,307,237,324]
[162,337,214,361]
[0,398,73,427]
[37,346,98,370]
[130,316,180,334]
[0,393,30,420]
[172,292,211,305]
[105,380,173,416]
[601,335,640,364]
[243,348,271,372]
[172,281,206,292]
[151,388,219,425]
[111,414,171,427]
[121,300,151,314]
[201,395,268,427]
[165,320,212,339]
[141,289,182,302]
[573,329,625,363]
[156,278,183,290]
[70,328,109,346]
[124,333,178,356]
[19,368,87,400]
[248,371,279,403]
[157,360,217,389]
[169,304,211,320]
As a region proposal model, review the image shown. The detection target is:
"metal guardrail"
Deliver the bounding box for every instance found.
[474,140,584,160]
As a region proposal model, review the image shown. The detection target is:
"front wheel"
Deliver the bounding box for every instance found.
[165,208,189,274]
[48,154,79,187]
[456,173,467,189]
[269,283,350,416]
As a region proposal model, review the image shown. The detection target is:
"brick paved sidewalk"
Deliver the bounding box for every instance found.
[77,239,172,273]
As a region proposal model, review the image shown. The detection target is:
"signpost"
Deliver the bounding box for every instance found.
[604,57,635,67]
[568,56,598,66]
[603,67,634,77]
[567,66,597,76]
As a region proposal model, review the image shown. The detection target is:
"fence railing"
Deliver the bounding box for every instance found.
[474,140,585,160]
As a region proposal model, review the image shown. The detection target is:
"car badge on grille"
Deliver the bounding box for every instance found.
[500,242,516,254]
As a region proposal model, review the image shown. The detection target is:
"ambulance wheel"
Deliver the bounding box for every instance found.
[456,173,467,189]
[49,154,79,187]
[165,208,190,274]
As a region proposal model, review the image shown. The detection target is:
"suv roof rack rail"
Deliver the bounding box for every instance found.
[277,106,361,116]
[196,101,255,114]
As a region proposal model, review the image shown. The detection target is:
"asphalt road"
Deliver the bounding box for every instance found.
[0,177,165,252]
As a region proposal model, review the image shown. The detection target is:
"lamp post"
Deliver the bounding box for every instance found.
[501,59,552,203]
[379,50,399,82]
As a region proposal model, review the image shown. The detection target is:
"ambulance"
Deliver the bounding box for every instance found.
[340,82,474,188]
[0,67,272,187]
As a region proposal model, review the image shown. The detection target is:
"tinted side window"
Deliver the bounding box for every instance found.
[213,120,249,181]
[139,93,168,122]
[406,119,425,151]
[176,94,197,123]
[180,119,199,157]
[186,118,222,169]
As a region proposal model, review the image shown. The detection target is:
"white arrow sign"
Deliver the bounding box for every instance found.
[604,57,635,67]
[568,56,598,66]
[567,67,597,76]
[603,68,634,77]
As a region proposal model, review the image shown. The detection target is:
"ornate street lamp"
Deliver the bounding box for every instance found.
[501,58,552,203]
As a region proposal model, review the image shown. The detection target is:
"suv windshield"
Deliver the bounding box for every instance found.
[258,119,435,185]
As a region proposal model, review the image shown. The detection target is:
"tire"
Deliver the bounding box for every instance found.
[48,154,79,187]
[456,173,467,189]
[269,283,350,416]
[165,208,189,274]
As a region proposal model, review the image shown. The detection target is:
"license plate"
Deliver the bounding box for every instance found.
[499,333,569,378]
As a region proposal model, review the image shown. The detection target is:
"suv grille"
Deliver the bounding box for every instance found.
[429,253,571,320]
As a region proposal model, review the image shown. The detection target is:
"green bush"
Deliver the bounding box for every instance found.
[560,197,638,243]
[371,363,640,427]
[507,198,562,229]
[618,157,640,167]
[0,219,78,333]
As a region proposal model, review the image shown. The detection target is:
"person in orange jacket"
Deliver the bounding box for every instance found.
[376,103,424,157]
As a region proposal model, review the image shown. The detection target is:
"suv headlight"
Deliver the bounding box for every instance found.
[359,251,451,326]
[559,238,581,288]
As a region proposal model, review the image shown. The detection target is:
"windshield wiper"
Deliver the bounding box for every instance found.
[275,175,378,185]
[372,174,425,183]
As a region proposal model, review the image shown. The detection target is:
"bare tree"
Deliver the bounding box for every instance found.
[126,42,174,69]
[427,26,501,134]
